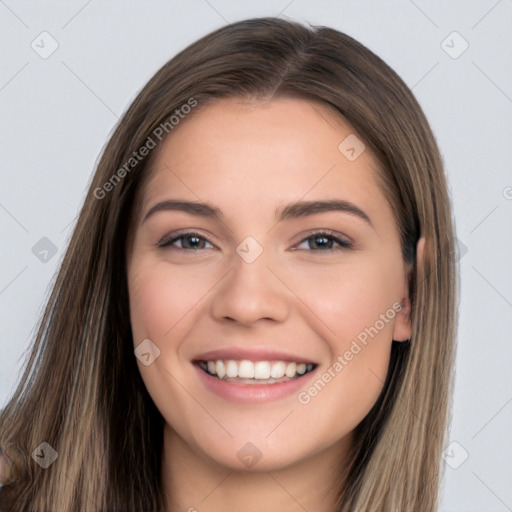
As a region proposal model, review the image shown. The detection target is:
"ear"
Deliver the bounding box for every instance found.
[392,236,425,342]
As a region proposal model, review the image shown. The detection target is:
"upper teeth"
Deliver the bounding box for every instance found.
[201,360,314,380]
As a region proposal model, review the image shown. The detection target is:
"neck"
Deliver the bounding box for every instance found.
[161,424,354,512]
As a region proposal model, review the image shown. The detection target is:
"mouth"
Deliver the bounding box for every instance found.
[191,347,319,402]
[195,359,317,385]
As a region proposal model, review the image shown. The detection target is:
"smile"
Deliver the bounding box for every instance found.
[198,359,316,384]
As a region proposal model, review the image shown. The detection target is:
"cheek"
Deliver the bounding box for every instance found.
[128,261,210,343]
[292,255,402,346]
[291,257,401,421]
[127,262,209,432]
[128,272,168,344]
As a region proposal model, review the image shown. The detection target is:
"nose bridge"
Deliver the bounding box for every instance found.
[230,245,273,290]
[210,240,290,324]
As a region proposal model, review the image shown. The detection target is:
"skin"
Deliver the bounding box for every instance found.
[127,97,424,512]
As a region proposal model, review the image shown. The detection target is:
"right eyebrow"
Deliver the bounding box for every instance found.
[141,200,223,225]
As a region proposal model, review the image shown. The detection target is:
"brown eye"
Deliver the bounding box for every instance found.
[157,232,214,250]
[296,232,352,251]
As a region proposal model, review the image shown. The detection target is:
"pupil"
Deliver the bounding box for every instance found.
[312,235,332,249]
[184,236,202,249]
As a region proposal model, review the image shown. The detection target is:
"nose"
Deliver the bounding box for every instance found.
[210,251,290,326]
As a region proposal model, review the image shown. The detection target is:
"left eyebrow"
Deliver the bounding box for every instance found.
[277,199,374,230]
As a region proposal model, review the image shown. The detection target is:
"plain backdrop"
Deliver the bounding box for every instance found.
[1,1,511,510]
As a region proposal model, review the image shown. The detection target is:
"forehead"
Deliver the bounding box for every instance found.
[139,97,390,227]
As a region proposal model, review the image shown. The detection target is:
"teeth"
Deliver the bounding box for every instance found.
[238,360,255,378]
[199,359,315,381]
[216,360,226,379]
[270,361,286,378]
[226,360,238,378]
[285,362,296,378]
[297,363,307,375]
[254,361,271,379]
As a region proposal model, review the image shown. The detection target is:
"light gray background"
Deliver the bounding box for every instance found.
[1,1,511,510]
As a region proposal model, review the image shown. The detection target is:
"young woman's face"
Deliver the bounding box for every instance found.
[127,97,413,472]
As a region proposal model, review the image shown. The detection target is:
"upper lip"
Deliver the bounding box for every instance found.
[193,346,317,364]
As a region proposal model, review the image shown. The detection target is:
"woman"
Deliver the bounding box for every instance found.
[0,16,457,511]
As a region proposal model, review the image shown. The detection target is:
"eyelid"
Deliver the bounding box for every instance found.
[156,229,217,249]
[292,229,353,249]
[156,228,353,251]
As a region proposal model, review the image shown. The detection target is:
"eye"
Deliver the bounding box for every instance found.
[157,231,214,251]
[294,231,352,251]
[156,230,351,252]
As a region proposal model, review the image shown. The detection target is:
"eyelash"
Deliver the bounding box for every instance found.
[156,229,353,252]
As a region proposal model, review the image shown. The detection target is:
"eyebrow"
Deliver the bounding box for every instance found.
[142,199,373,228]
[278,199,373,228]
[142,200,223,224]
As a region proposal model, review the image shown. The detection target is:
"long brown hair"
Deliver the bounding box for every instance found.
[0,17,457,511]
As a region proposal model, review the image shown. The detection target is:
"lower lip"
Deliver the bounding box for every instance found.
[193,364,317,403]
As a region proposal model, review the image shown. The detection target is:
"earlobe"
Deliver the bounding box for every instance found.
[415,236,425,275]
[392,300,412,343]
[392,236,425,343]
